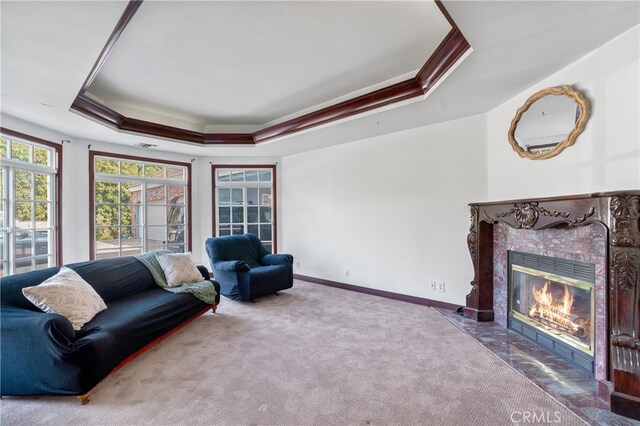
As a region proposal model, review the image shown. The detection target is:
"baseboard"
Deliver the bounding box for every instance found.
[294,274,459,311]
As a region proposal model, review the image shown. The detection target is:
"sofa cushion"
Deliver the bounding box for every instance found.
[75,287,209,363]
[1,257,157,310]
[250,264,293,296]
[22,267,107,331]
[68,257,157,303]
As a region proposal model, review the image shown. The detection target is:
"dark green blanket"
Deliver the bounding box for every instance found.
[135,251,217,305]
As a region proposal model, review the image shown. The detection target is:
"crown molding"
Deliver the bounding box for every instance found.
[70,0,470,146]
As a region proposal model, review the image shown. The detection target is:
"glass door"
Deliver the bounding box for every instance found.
[0,137,57,277]
[213,167,275,252]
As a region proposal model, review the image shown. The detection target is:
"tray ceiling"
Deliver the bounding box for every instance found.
[69,0,468,145]
[1,1,637,156]
[86,1,451,130]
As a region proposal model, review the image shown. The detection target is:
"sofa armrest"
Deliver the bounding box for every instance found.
[262,253,293,266]
[196,265,212,280]
[195,265,221,305]
[1,306,80,395]
[213,260,250,272]
[1,306,76,345]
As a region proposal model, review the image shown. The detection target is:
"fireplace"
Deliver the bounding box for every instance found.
[508,251,595,374]
[464,192,640,420]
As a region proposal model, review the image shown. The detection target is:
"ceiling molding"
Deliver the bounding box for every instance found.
[253,77,424,143]
[417,28,469,91]
[72,94,123,127]
[70,0,470,146]
[204,133,255,145]
[76,0,143,96]
[434,0,458,29]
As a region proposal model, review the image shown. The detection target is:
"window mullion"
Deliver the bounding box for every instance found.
[142,183,147,253]
[243,187,248,234]
[39,172,54,268]
[0,158,56,174]
[94,174,186,187]
[118,182,122,258]
[8,168,15,275]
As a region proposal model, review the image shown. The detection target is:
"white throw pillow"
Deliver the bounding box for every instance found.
[22,266,107,331]
[155,252,203,287]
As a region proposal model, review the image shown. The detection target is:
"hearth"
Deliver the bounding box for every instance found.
[508,251,595,375]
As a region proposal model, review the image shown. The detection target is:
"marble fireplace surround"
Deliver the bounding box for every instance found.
[464,191,640,420]
[493,225,607,379]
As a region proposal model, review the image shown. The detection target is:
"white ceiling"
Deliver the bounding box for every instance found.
[87,1,450,130]
[1,1,639,157]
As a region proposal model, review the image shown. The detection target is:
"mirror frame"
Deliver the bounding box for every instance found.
[508,85,590,160]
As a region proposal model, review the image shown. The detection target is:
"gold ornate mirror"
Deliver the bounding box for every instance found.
[508,86,590,160]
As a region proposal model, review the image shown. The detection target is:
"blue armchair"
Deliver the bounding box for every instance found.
[205,234,293,301]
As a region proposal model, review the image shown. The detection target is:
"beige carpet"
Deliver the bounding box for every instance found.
[2,280,585,425]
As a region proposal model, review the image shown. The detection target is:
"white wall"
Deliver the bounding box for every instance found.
[281,114,487,305]
[486,26,640,200]
[279,25,639,306]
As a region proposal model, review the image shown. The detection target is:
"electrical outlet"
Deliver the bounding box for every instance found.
[295,262,300,269]
[345,269,350,277]
[429,281,437,291]
[438,282,446,292]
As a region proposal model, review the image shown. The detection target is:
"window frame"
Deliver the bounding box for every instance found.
[89,151,192,260]
[0,127,62,273]
[211,164,277,252]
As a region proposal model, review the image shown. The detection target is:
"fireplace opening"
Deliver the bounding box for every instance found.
[508,251,595,375]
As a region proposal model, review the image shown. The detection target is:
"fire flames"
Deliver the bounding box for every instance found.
[528,281,588,338]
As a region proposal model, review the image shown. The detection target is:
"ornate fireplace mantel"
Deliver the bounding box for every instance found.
[465,191,640,420]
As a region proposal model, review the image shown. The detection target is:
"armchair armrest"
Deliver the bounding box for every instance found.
[262,253,293,266]
[213,260,251,272]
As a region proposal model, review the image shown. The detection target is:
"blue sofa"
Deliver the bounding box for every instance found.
[205,234,293,301]
[0,256,220,400]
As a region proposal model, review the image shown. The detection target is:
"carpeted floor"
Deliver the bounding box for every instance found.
[2,280,586,425]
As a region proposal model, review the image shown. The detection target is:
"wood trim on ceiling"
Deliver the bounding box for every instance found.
[253,78,424,143]
[417,28,469,91]
[0,127,63,267]
[77,0,143,95]
[434,0,459,29]
[70,0,470,146]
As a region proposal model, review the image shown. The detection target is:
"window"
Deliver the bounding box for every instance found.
[212,165,276,252]
[90,152,191,259]
[1,130,61,277]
